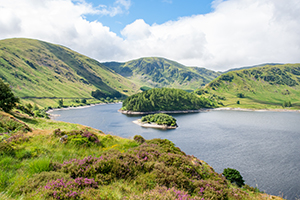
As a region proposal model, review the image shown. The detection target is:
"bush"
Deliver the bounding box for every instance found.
[0,79,19,112]
[0,142,15,156]
[126,186,203,200]
[53,129,101,147]
[223,168,245,187]
[237,93,245,98]
[19,171,71,194]
[40,177,98,199]
[133,135,145,144]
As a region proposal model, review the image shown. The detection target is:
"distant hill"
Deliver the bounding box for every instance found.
[0,38,140,107]
[223,63,283,73]
[196,64,300,109]
[102,57,221,90]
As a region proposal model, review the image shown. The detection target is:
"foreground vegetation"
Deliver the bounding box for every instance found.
[196,64,300,109]
[0,109,284,200]
[122,88,216,112]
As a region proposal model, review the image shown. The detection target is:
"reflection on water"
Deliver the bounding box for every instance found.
[51,103,300,200]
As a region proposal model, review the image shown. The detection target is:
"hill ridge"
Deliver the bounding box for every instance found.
[102,57,221,90]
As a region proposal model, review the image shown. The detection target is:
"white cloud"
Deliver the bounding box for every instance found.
[0,0,299,71]
[121,0,300,70]
[96,0,131,17]
[0,0,126,61]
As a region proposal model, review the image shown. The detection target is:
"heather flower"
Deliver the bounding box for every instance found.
[41,177,98,199]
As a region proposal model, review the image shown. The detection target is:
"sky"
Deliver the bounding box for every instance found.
[0,0,300,71]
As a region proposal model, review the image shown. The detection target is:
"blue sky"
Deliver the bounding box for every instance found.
[0,0,300,71]
[84,0,214,36]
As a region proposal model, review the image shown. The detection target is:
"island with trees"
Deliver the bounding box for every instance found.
[120,88,216,114]
[133,113,178,130]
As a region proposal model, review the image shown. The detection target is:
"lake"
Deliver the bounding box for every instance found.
[50,103,300,200]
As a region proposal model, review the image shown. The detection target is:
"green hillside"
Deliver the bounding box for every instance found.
[0,38,140,107]
[196,64,300,109]
[102,57,221,90]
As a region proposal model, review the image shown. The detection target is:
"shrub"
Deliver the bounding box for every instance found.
[133,135,145,144]
[19,171,71,194]
[5,133,30,144]
[193,179,229,199]
[0,142,15,156]
[53,129,101,147]
[147,138,185,155]
[40,177,98,199]
[126,186,203,200]
[0,116,31,133]
[54,153,143,185]
[0,78,19,112]
[223,168,245,187]
[237,93,245,98]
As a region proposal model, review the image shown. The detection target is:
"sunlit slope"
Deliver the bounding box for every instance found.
[0,38,140,101]
[199,64,300,109]
[103,57,221,90]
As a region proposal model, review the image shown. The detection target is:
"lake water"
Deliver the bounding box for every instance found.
[51,103,300,200]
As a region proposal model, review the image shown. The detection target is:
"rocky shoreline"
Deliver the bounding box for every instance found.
[132,119,177,130]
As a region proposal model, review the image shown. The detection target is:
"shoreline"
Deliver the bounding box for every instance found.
[119,107,300,115]
[47,102,122,119]
[118,108,211,115]
[132,119,177,130]
[47,104,300,120]
[213,107,300,113]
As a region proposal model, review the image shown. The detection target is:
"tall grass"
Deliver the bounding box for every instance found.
[27,157,52,175]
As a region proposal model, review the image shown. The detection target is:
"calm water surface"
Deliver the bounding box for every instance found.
[51,103,300,200]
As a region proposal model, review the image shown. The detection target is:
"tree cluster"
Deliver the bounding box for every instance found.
[141,113,177,126]
[91,89,122,100]
[122,88,215,112]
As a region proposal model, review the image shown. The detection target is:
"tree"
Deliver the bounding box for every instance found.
[0,78,19,112]
[222,168,245,187]
[58,99,64,107]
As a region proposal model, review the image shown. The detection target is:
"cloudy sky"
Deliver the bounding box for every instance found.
[0,0,300,71]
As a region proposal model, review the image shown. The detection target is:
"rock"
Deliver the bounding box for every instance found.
[59,135,68,143]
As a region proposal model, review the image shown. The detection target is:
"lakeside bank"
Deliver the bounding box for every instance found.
[47,102,122,119]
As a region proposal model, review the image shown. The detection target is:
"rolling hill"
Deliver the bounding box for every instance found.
[102,57,221,90]
[0,38,140,107]
[196,64,300,109]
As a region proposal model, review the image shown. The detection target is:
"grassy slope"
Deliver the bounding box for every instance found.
[0,111,284,200]
[103,57,221,90]
[199,64,300,109]
[0,38,140,107]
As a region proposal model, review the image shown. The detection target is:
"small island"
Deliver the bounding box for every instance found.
[133,113,178,130]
